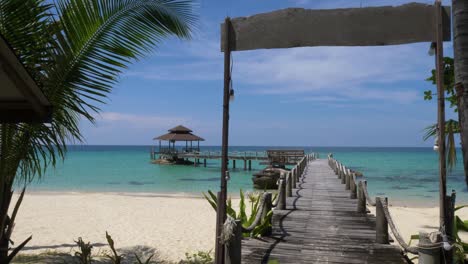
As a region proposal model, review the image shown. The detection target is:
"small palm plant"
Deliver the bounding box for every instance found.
[0,0,196,262]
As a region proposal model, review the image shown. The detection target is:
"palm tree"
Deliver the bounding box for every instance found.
[0,0,196,262]
[453,0,468,186]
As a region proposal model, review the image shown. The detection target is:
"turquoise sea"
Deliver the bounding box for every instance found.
[27,146,468,205]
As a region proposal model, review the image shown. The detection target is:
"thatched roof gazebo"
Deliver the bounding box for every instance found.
[153,125,204,154]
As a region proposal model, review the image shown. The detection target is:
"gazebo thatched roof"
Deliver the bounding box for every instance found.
[154,125,204,141]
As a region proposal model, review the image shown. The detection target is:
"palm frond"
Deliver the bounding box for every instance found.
[0,1,197,259]
[423,119,460,171]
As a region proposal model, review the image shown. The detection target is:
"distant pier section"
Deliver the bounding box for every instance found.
[149,125,304,170]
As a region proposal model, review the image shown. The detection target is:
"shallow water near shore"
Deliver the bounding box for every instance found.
[26,145,468,205]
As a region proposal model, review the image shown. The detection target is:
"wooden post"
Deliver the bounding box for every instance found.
[444,191,456,263]
[341,166,346,184]
[225,219,242,264]
[286,172,292,197]
[243,160,247,170]
[278,178,286,210]
[292,169,297,189]
[435,0,447,230]
[233,159,236,169]
[357,181,366,213]
[248,160,251,170]
[345,169,351,190]
[215,191,225,263]
[337,163,341,178]
[261,193,272,236]
[375,197,389,244]
[204,159,207,167]
[350,173,357,199]
[215,17,232,264]
[296,167,300,182]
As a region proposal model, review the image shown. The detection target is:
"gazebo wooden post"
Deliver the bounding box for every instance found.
[215,17,231,264]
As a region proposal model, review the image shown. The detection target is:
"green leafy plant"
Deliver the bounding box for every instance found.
[74,237,93,264]
[423,57,460,173]
[179,250,213,264]
[452,205,468,263]
[134,253,155,264]
[203,189,276,237]
[0,0,196,262]
[105,232,123,264]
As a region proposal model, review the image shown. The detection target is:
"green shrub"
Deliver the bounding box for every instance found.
[179,250,213,264]
[203,190,276,237]
[74,237,93,264]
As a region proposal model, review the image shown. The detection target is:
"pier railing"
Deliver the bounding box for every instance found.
[327,155,446,262]
[223,153,318,263]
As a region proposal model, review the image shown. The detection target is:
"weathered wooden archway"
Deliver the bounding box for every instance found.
[215,3,451,263]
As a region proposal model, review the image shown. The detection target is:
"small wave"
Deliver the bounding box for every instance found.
[128,181,155,186]
[391,186,410,190]
[179,177,219,182]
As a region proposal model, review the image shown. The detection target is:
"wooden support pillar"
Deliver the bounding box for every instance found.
[376,197,389,244]
[204,159,207,167]
[434,0,447,231]
[261,193,272,236]
[350,173,357,199]
[296,167,300,183]
[248,160,252,170]
[224,219,242,264]
[233,159,236,169]
[345,169,351,190]
[444,191,456,263]
[292,169,297,189]
[286,173,292,197]
[341,166,346,184]
[357,181,366,213]
[278,178,286,210]
[243,160,247,170]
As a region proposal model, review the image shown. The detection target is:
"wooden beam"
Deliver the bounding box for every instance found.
[221,3,451,51]
[0,35,52,123]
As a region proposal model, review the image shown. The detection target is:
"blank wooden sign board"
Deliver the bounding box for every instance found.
[221,3,451,51]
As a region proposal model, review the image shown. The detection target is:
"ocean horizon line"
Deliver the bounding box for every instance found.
[64,144,442,149]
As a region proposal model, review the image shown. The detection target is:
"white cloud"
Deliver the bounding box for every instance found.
[97,112,188,129]
[234,44,431,99]
[123,3,444,105]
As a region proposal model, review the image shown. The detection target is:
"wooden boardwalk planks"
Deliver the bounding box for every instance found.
[241,159,406,263]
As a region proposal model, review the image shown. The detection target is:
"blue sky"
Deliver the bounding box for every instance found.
[79,0,456,147]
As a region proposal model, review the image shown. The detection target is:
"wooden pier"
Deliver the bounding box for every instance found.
[151,150,305,170]
[240,158,407,263]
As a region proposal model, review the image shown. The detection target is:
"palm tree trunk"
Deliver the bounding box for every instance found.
[453,0,468,186]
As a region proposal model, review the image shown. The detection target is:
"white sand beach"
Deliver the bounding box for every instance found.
[11,192,468,262]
